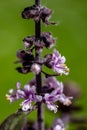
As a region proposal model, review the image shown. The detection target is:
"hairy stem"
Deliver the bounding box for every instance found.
[35,0,44,130]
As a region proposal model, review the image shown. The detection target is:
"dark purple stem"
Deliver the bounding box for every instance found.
[35,0,40,6]
[35,0,44,130]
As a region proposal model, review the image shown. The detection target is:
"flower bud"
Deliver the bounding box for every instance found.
[31,63,41,75]
[41,32,55,48]
[44,54,52,68]
[22,5,53,24]
[23,36,35,48]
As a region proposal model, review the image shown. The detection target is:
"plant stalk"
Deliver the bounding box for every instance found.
[35,0,44,130]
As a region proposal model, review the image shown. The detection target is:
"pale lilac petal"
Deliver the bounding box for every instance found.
[51,83,64,95]
[58,94,72,106]
[53,118,65,130]
[60,56,66,64]
[24,85,31,92]
[30,85,36,93]
[44,82,64,103]
[16,82,21,89]
[59,82,64,93]
[53,49,60,59]
[44,93,55,102]
[46,102,58,113]
[21,99,32,111]
[44,77,60,89]
[17,89,26,98]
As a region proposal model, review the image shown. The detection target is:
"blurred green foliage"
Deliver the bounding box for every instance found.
[0,0,87,128]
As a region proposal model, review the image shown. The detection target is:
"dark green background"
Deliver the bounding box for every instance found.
[0,0,87,127]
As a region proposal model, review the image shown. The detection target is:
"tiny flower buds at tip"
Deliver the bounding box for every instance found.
[31,63,41,75]
[22,5,53,24]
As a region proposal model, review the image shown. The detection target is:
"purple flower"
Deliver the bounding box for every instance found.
[44,88,61,113]
[53,118,65,130]
[44,77,63,89]
[6,82,42,111]
[6,82,21,102]
[44,79,72,113]
[46,49,69,75]
[58,94,72,106]
[6,78,72,112]
[44,94,58,113]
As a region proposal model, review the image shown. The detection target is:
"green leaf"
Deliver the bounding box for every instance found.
[0,110,28,130]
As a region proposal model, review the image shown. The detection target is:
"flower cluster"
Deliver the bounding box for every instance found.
[23,32,55,49]
[6,77,72,112]
[22,5,53,24]
[16,47,69,76]
[6,82,42,111]
[43,77,72,113]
